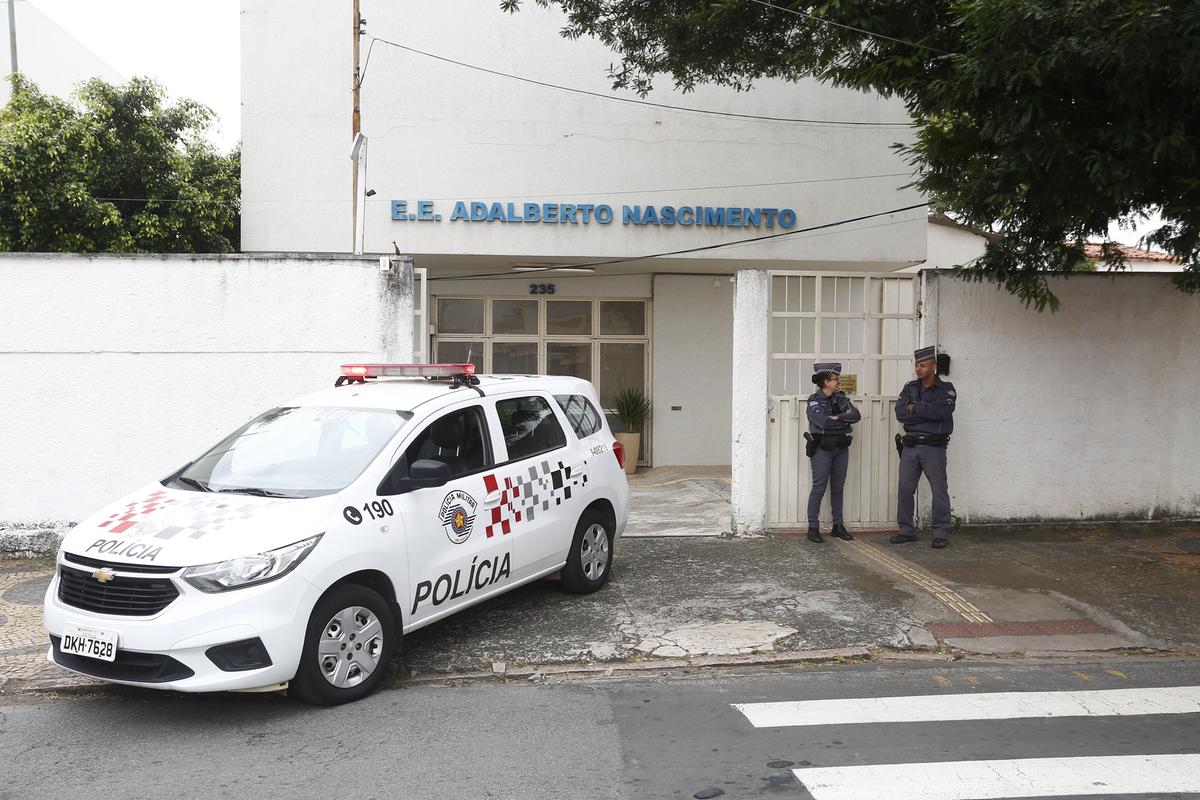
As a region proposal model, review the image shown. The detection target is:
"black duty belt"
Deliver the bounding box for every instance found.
[901,433,950,447]
[804,432,852,457]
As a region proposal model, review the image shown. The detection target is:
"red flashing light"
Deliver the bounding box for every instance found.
[612,441,626,469]
[339,363,477,380]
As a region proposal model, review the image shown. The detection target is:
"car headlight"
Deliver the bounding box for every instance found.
[182,535,322,593]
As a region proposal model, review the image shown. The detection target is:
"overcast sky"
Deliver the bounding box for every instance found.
[31,0,240,152]
[14,0,1162,248]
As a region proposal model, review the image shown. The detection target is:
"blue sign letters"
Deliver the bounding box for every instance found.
[392,199,797,230]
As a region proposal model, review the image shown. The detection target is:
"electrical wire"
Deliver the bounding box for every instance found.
[362,36,914,128]
[426,213,926,283]
[60,170,913,205]
[428,201,927,281]
[744,0,953,56]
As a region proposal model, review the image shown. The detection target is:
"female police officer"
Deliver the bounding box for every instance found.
[805,362,861,543]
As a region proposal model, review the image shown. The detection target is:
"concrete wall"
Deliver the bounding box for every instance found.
[241,0,926,267]
[730,270,770,534]
[930,271,1200,523]
[0,254,413,523]
[652,275,734,465]
[925,221,988,270]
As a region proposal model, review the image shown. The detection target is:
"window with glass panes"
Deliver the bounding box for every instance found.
[432,296,650,459]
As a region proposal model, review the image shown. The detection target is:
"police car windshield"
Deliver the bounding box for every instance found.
[174,406,412,498]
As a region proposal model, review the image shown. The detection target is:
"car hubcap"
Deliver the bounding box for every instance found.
[317,605,383,688]
[580,523,610,581]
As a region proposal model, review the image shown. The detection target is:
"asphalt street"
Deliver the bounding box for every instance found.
[3,657,1200,800]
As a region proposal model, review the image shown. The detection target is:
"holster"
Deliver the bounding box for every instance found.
[895,433,904,459]
[803,432,818,458]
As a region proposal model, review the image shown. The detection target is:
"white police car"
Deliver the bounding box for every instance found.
[43,364,630,705]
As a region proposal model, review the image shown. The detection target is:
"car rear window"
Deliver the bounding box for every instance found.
[497,396,567,461]
[554,394,603,439]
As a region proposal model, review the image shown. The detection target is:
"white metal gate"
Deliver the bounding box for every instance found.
[767,272,917,528]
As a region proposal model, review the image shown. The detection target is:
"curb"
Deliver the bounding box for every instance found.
[4,647,1198,698]
[2,647,875,697]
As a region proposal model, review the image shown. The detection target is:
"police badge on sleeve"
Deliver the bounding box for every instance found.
[439,490,478,544]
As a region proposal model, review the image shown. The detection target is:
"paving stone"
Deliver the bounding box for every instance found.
[2,576,51,605]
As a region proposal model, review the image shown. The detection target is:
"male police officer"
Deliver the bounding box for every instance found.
[891,346,957,548]
[805,362,861,543]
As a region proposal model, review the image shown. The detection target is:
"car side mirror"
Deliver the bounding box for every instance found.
[408,459,451,487]
[378,458,452,496]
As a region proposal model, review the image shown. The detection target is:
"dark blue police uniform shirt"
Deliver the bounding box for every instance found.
[806,391,861,436]
[894,377,957,435]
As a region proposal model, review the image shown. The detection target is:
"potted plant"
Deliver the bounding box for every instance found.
[612,387,652,475]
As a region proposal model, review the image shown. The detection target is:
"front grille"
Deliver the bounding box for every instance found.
[57,565,179,616]
[64,552,180,575]
[50,636,194,683]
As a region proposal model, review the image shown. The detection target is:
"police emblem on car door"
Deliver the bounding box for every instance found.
[382,403,512,625]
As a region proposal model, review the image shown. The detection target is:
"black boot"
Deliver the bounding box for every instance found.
[889,533,918,544]
[831,524,854,541]
[807,527,824,543]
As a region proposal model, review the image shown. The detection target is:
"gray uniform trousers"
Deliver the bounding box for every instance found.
[807,446,849,528]
[897,444,951,539]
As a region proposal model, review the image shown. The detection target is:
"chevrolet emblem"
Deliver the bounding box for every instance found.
[91,568,115,583]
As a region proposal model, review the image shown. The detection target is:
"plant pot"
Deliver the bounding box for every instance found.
[615,432,640,475]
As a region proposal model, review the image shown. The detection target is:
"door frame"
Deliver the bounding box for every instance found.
[765,271,918,528]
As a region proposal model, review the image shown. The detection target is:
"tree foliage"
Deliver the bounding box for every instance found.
[0,75,239,253]
[502,0,1200,309]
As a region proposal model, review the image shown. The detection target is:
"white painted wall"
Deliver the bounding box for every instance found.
[241,0,350,253]
[0,254,412,523]
[731,269,770,534]
[0,3,122,104]
[930,271,1200,522]
[241,0,926,268]
[652,275,734,465]
[925,221,988,269]
[1105,258,1182,273]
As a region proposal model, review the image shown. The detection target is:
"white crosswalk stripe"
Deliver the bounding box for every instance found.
[792,754,1200,800]
[728,685,1200,799]
[733,685,1200,728]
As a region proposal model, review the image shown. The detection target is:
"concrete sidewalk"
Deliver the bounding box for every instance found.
[2,521,1198,694]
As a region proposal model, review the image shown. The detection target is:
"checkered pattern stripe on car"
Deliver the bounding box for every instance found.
[482,459,589,538]
[97,489,268,540]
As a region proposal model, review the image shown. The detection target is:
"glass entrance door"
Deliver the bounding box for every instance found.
[433,296,650,461]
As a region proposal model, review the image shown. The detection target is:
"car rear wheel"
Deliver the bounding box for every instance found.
[290,583,396,706]
[561,509,614,594]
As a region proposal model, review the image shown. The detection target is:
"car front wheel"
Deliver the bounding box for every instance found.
[290,583,396,706]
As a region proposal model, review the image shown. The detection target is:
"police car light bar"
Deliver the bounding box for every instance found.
[340,363,476,379]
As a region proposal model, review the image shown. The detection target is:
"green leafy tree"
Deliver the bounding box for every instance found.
[0,75,239,253]
[501,0,1199,309]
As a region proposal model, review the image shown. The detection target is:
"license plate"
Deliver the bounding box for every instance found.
[60,624,118,662]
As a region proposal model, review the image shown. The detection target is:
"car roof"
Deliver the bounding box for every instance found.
[287,374,599,413]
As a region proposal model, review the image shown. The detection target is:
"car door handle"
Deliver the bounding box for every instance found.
[483,491,504,508]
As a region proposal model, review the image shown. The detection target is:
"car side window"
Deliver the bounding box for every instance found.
[401,405,492,479]
[553,394,603,439]
[497,396,567,461]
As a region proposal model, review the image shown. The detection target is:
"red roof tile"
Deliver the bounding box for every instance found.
[1083,243,1180,262]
